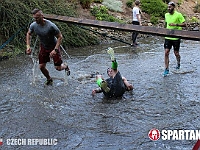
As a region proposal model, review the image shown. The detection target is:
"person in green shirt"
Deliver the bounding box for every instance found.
[163,1,186,76]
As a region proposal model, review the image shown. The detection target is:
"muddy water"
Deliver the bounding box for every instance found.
[0,37,200,150]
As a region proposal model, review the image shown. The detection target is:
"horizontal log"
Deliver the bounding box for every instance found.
[44,14,200,41]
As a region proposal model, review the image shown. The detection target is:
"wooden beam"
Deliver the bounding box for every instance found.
[44,14,200,41]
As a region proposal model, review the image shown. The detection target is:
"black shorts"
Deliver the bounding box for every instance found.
[164,39,180,51]
[132,21,140,25]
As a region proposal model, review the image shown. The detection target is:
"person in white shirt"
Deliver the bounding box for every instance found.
[132,0,141,46]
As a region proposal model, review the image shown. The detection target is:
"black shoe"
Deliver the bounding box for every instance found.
[44,78,53,85]
[64,63,70,76]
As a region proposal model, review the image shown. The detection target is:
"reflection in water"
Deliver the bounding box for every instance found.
[0,37,199,149]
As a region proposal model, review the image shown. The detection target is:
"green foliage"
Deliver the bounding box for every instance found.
[162,0,170,3]
[150,16,159,24]
[0,0,99,54]
[141,0,167,18]
[189,16,199,23]
[79,0,93,9]
[177,0,183,7]
[93,0,103,3]
[194,4,200,13]
[90,5,123,23]
[126,0,133,8]
[91,5,108,16]
[102,0,123,12]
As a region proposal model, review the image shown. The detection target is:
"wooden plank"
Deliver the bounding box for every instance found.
[44,14,200,41]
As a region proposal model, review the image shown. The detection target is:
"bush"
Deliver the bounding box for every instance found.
[91,5,108,16]
[194,4,200,13]
[79,0,93,9]
[141,0,167,18]
[162,0,170,3]
[102,0,123,12]
[189,16,199,23]
[126,0,133,8]
[90,5,123,23]
[0,0,99,52]
[150,16,159,24]
[93,0,103,3]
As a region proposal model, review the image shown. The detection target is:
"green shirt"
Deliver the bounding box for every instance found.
[165,11,185,40]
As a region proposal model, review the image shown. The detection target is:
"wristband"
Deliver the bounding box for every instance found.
[96,78,103,87]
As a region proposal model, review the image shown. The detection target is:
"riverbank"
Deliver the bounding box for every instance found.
[1,0,200,61]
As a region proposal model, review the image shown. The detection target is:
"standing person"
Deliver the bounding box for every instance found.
[163,2,186,76]
[92,59,133,98]
[26,8,70,85]
[131,0,142,47]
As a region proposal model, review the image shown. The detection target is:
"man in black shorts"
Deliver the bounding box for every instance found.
[163,2,186,76]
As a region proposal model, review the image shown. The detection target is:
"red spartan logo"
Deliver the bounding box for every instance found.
[148,129,160,141]
[193,139,200,150]
[0,139,3,145]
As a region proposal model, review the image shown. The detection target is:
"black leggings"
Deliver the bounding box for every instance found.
[132,21,140,43]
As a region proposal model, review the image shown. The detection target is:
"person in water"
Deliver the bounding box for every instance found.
[92,59,133,98]
[26,8,70,85]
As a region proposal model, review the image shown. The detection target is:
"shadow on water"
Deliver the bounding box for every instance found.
[0,37,200,149]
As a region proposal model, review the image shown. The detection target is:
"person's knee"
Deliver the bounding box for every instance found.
[55,66,62,71]
[174,51,180,56]
[39,64,46,70]
[165,50,170,56]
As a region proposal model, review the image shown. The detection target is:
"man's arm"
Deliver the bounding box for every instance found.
[54,31,63,50]
[136,14,141,25]
[26,29,32,55]
[50,31,63,57]
[92,88,102,96]
[168,22,186,27]
[175,22,186,27]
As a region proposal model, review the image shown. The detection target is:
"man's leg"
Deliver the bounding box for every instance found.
[174,50,180,69]
[163,48,170,76]
[39,63,53,85]
[96,75,110,93]
[131,21,139,46]
[39,63,51,80]
[173,39,181,69]
[164,48,170,70]
[53,50,70,75]
[55,64,68,71]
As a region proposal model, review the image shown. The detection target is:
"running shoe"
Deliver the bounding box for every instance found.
[101,81,110,93]
[45,78,53,85]
[64,62,70,76]
[107,47,115,61]
[163,68,169,77]
[131,42,139,47]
